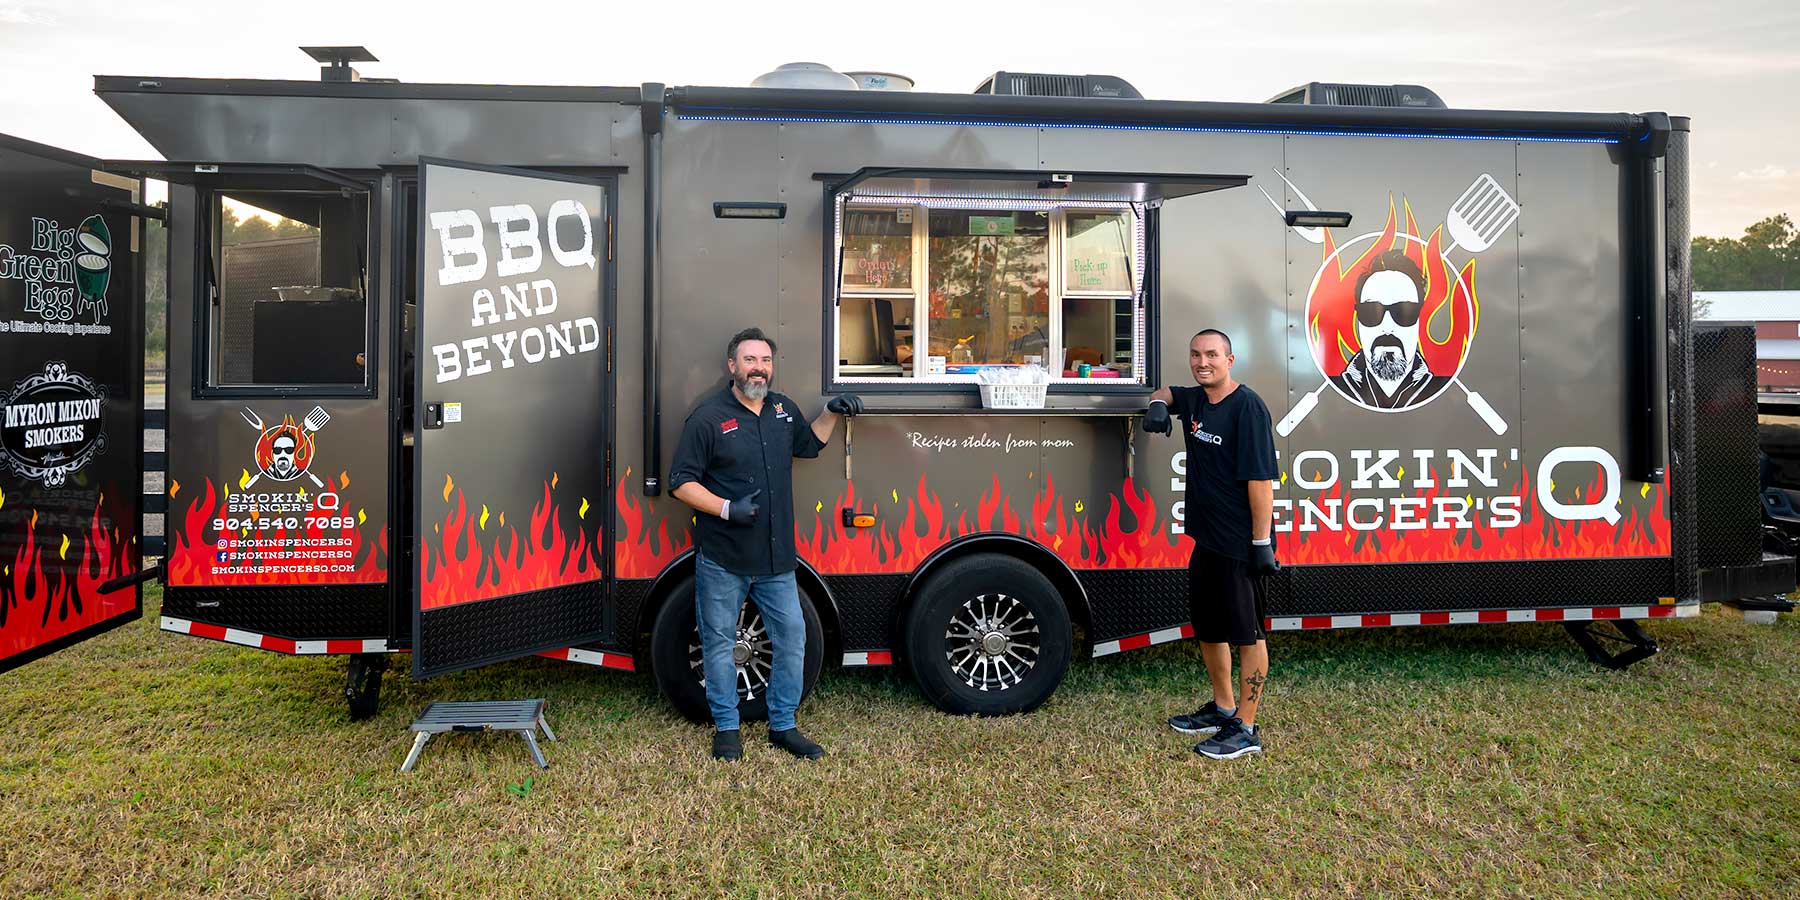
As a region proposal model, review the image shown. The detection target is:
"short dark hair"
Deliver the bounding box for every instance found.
[1355,249,1426,301]
[727,327,777,359]
[1191,329,1232,354]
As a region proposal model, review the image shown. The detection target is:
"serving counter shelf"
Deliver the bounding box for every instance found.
[841,406,1151,480]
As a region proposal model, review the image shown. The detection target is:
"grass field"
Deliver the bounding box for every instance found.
[3,590,1796,899]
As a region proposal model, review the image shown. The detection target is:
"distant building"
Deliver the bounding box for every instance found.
[1697,291,1800,393]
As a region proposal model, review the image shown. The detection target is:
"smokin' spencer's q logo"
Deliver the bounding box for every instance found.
[1266,170,1515,437]
[1162,172,1638,542]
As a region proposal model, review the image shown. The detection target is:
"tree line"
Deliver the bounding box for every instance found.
[1693,214,1798,292]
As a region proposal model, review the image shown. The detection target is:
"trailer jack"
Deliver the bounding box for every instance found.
[1563,620,1660,670]
[344,653,389,721]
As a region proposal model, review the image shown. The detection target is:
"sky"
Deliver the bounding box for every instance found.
[1,0,1795,238]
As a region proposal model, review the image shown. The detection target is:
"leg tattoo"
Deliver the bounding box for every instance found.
[1244,669,1266,707]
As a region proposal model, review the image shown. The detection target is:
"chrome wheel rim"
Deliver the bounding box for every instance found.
[690,605,772,701]
[945,593,1040,691]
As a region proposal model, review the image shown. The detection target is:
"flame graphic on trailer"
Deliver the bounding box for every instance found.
[420,475,602,610]
[1,496,138,662]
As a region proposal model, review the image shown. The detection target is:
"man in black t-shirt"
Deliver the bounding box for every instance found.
[1143,329,1280,759]
[669,327,862,762]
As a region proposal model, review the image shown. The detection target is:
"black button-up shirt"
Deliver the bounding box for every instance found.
[669,388,826,576]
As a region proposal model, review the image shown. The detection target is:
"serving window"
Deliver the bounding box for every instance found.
[205,186,372,392]
[833,198,1146,387]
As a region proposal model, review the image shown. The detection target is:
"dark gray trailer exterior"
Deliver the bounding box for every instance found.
[15,71,1770,717]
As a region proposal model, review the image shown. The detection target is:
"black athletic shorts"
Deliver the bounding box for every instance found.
[1187,544,1267,646]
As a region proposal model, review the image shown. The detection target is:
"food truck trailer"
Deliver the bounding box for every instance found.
[3,53,1791,721]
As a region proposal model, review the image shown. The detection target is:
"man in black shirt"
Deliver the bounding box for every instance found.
[1142,329,1280,759]
[669,327,861,762]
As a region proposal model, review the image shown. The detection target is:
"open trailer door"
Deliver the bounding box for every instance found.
[413,159,611,677]
[0,134,145,673]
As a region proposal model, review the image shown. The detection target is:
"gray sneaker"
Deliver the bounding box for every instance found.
[1168,700,1235,735]
[1194,718,1262,760]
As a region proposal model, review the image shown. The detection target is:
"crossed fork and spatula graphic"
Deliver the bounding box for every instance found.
[1261,170,1519,437]
[238,405,331,489]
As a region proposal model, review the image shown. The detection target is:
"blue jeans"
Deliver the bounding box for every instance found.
[693,551,807,732]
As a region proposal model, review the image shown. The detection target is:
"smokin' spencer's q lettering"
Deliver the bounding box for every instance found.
[427,199,600,383]
[1169,444,1632,536]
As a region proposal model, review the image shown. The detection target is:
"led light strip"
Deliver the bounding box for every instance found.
[679,112,1623,145]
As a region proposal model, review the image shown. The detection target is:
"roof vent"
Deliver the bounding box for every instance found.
[1266,82,1445,108]
[973,71,1142,99]
[844,71,914,92]
[301,46,378,83]
[751,62,859,90]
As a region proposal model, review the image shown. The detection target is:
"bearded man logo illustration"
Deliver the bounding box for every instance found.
[1327,250,1453,409]
[268,432,300,480]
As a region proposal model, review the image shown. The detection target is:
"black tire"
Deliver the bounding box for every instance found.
[344,653,387,721]
[904,554,1073,716]
[649,572,826,725]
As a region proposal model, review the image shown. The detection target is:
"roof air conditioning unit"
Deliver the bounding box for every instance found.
[973,72,1142,99]
[1266,82,1446,108]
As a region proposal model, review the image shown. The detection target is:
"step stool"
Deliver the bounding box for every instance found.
[401,699,556,772]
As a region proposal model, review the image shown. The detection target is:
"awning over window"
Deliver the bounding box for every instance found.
[101,161,369,192]
[825,167,1247,206]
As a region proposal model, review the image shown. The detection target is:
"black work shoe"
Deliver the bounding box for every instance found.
[712,729,743,761]
[1194,718,1262,760]
[768,728,825,760]
[1168,701,1235,735]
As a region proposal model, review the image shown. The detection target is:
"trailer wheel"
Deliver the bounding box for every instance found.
[648,572,825,725]
[344,653,387,721]
[904,554,1072,716]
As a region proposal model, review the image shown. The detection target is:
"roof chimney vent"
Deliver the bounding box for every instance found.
[301,46,378,83]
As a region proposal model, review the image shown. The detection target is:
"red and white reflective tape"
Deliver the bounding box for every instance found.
[537,646,635,671]
[841,651,893,667]
[160,616,388,654]
[1092,624,1194,658]
[1265,604,1697,632]
[1092,605,1698,657]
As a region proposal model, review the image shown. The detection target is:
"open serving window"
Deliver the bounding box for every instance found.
[110,162,376,396]
[827,168,1245,391]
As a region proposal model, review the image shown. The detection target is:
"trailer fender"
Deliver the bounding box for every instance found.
[637,549,844,655]
[899,533,1091,653]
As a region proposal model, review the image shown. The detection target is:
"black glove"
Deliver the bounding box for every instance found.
[724,489,762,526]
[826,394,864,416]
[1250,540,1280,576]
[1142,399,1172,435]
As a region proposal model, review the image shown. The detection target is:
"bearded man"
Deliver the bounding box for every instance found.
[668,327,862,761]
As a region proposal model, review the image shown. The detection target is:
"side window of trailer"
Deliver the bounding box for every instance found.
[204,187,371,390]
[834,200,1145,386]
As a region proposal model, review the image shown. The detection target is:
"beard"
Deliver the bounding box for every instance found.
[1367,335,1410,382]
[735,369,771,401]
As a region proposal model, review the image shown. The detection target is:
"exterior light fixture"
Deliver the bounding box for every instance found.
[1285,210,1352,228]
[713,202,787,219]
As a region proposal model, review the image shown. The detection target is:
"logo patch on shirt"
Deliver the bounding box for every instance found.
[720,418,739,434]
[774,402,791,421]
[1190,418,1223,446]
